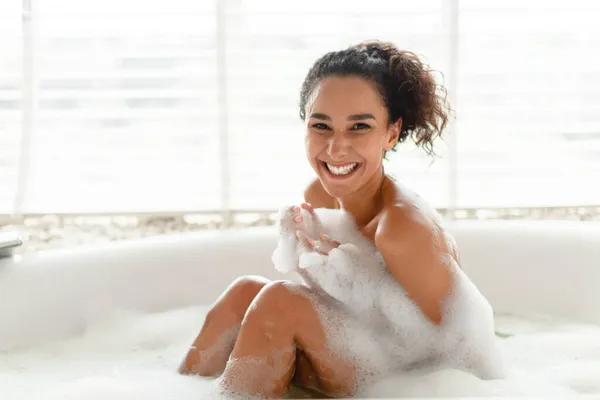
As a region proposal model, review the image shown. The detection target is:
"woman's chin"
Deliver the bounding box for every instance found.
[318,177,360,199]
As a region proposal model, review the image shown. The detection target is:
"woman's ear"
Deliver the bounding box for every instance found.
[384,117,402,151]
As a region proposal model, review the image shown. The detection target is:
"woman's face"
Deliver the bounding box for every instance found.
[304,76,400,199]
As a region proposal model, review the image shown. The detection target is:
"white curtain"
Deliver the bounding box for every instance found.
[1,0,599,215]
[456,0,600,208]
[0,2,22,213]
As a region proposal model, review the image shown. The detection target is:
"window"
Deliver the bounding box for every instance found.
[1,0,599,216]
[457,0,600,207]
[18,0,221,214]
[0,2,22,213]
[226,0,451,209]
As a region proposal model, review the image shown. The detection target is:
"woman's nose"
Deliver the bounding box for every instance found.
[327,136,348,160]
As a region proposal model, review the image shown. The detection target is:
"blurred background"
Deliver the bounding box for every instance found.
[1,0,599,253]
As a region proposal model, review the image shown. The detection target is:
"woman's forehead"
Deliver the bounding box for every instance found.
[307,77,386,117]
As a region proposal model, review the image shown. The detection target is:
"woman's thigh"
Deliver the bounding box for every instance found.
[249,281,366,397]
[220,280,390,398]
[179,275,271,376]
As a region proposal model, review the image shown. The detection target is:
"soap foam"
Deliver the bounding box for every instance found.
[213,346,297,400]
[271,205,506,393]
[2,203,599,398]
[1,305,600,399]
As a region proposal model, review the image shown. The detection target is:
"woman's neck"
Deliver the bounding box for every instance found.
[336,170,388,228]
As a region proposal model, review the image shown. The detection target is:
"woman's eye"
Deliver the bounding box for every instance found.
[311,123,330,130]
[351,123,370,130]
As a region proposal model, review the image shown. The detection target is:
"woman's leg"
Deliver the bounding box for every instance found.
[178,275,270,377]
[218,280,358,399]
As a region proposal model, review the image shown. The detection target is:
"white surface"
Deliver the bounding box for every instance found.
[1,220,600,398]
[1,306,600,399]
[0,231,23,248]
[0,231,23,258]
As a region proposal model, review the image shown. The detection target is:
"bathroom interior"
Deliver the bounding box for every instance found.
[1,1,600,399]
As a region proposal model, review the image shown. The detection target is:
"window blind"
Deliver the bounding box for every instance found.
[225,0,451,209]
[456,0,600,207]
[21,0,221,214]
[1,0,599,215]
[0,3,22,213]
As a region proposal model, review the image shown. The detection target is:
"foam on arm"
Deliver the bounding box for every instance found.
[298,243,382,314]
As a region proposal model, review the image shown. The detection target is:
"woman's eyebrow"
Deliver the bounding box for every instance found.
[347,113,375,121]
[309,113,376,121]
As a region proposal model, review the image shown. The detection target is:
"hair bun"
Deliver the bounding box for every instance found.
[355,41,397,62]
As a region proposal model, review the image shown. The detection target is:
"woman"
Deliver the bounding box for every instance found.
[178,40,498,398]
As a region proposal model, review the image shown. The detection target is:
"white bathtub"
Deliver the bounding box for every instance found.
[1,220,600,399]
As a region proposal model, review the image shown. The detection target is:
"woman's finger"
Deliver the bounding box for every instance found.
[320,233,341,248]
[296,230,314,250]
[314,241,329,255]
[290,205,309,234]
[301,202,325,237]
[301,202,315,214]
[297,231,331,255]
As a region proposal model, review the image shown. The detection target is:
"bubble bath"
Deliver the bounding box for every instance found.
[2,305,600,399]
[2,208,600,399]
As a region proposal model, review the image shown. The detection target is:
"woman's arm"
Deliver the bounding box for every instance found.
[374,205,453,325]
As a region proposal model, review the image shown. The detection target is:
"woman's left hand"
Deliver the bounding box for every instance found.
[296,231,340,256]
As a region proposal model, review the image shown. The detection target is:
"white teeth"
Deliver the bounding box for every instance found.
[326,162,358,176]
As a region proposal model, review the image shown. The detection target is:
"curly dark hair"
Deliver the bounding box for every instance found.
[299,40,452,157]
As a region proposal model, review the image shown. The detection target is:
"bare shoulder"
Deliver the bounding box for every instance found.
[374,201,432,252]
[374,180,435,245]
[374,181,453,324]
[375,180,456,257]
[303,178,338,209]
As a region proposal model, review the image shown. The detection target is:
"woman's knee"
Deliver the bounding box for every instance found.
[207,275,270,321]
[256,281,310,309]
[226,275,270,301]
[241,280,315,333]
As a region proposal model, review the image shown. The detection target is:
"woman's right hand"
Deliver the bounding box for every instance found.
[291,203,340,255]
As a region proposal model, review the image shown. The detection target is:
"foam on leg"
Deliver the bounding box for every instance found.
[214,347,296,399]
[181,324,240,377]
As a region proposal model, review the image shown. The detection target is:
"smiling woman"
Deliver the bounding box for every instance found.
[299,41,449,151]
[298,41,450,203]
[296,41,456,325]
[177,40,504,399]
